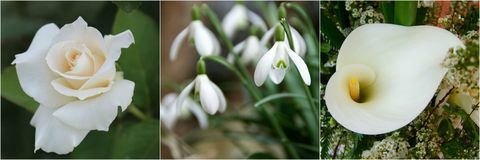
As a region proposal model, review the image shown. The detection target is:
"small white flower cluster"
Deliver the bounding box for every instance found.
[345,1,383,28]
[361,132,410,159]
[412,127,443,158]
[417,0,434,8]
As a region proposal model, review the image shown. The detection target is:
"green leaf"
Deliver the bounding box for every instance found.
[112,1,141,13]
[441,139,462,158]
[254,93,306,108]
[1,66,38,112]
[112,120,159,158]
[248,152,277,159]
[112,9,159,110]
[394,1,417,26]
[71,131,114,158]
[381,1,394,23]
[438,118,454,140]
[320,9,345,49]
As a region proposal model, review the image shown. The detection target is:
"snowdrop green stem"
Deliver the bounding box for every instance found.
[197,59,206,74]
[285,2,318,46]
[128,104,149,121]
[191,4,201,20]
[281,17,318,125]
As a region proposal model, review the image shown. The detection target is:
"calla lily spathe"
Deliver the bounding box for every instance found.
[222,4,267,38]
[170,20,220,60]
[176,74,227,115]
[261,24,307,57]
[227,35,267,64]
[324,24,464,135]
[254,41,311,86]
[160,93,208,130]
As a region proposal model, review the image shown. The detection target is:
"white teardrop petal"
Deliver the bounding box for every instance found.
[254,43,278,86]
[169,26,189,60]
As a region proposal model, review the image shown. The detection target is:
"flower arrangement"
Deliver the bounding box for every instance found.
[320,1,479,159]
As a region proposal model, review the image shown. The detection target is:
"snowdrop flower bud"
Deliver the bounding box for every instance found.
[254,25,311,86]
[324,24,464,135]
[176,74,227,115]
[260,23,307,57]
[222,4,267,38]
[160,93,208,130]
[12,17,135,154]
[169,7,220,61]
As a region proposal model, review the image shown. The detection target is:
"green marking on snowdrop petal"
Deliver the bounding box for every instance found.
[275,60,287,69]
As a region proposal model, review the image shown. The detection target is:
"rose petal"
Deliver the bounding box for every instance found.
[53,17,107,57]
[53,78,134,131]
[30,105,89,154]
[12,23,75,108]
[104,30,135,61]
[51,78,112,100]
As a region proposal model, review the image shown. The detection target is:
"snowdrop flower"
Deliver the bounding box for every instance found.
[169,20,220,60]
[261,24,307,57]
[227,35,267,64]
[176,74,226,115]
[254,26,311,86]
[324,24,464,135]
[222,4,267,38]
[12,17,135,154]
[160,93,208,130]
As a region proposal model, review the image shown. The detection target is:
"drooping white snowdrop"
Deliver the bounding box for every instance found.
[160,93,208,130]
[227,35,267,64]
[176,74,227,115]
[222,4,267,38]
[12,17,135,154]
[254,26,311,86]
[261,24,307,57]
[169,20,221,60]
[324,24,464,135]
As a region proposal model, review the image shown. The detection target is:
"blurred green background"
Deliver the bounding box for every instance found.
[1,1,159,158]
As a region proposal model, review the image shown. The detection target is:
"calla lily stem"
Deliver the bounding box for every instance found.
[201,4,300,158]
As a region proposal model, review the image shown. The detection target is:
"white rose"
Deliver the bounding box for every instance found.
[12,17,135,154]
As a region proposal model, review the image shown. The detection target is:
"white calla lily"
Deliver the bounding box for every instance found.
[324,24,464,135]
[169,20,221,60]
[160,93,208,130]
[222,4,267,38]
[227,35,267,64]
[261,24,307,57]
[176,74,227,115]
[254,41,311,86]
